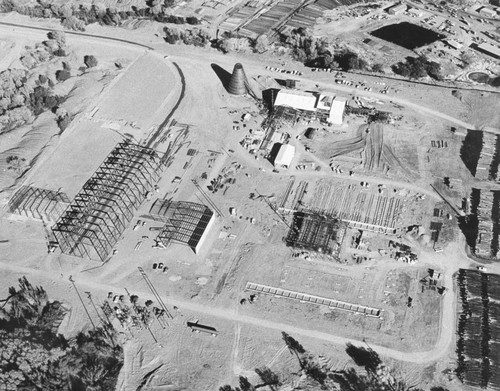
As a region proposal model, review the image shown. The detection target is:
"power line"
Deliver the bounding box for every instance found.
[137,267,173,320]
[68,276,96,330]
[123,287,159,344]
[85,291,116,347]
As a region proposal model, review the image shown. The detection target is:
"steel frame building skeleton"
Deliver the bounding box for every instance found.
[8,185,70,222]
[52,142,163,262]
[285,211,341,255]
[153,200,215,253]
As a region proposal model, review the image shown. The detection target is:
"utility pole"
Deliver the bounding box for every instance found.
[145,320,158,344]
[85,291,116,347]
[124,287,158,344]
[152,308,168,330]
[68,276,96,330]
[85,291,104,323]
[137,267,173,320]
[128,285,167,330]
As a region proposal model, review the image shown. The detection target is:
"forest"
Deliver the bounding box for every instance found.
[0,277,123,391]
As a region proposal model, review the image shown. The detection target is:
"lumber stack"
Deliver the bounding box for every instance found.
[456,270,500,390]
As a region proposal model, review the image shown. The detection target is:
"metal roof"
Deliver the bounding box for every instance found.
[274,90,317,112]
[275,144,295,167]
[316,94,335,111]
[477,42,500,58]
[328,99,346,125]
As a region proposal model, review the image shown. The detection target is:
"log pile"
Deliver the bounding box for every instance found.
[472,189,497,258]
[456,270,500,390]
[475,132,498,181]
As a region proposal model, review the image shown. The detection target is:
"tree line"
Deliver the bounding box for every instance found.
[0,0,202,31]
[1,31,99,137]
[0,31,67,133]
[219,332,451,391]
[0,277,123,391]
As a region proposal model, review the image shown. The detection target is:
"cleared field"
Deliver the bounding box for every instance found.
[281,264,357,298]
[328,123,410,175]
[94,52,177,129]
[241,263,443,352]
[29,120,122,199]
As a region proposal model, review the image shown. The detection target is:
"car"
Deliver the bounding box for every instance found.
[153,263,158,269]
[158,262,164,269]
[477,266,487,272]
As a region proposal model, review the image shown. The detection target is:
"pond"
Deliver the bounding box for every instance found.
[468,72,500,87]
[370,22,445,50]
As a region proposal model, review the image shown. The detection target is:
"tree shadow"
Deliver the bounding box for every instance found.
[211,63,232,92]
[460,129,482,177]
[345,343,381,373]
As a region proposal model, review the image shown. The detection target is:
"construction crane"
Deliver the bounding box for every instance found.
[191,179,224,218]
[254,188,291,229]
[430,184,464,217]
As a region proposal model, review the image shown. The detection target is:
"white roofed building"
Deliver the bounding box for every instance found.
[273,90,346,125]
[274,90,318,112]
[316,94,334,111]
[475,42,500,59]
[329,99,346,125]
[479,7,497,18]
[274,144,295,168]
[387,3,406,14]
[444,39,463,50]
[408,7,423,17]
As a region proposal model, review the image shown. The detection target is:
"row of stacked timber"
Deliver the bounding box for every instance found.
[473,189,497,258]
[475,132,498,181]
[456,270,500,390]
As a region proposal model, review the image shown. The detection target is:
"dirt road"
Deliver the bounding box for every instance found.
[0,21,495,135]
[0,20,467,366]
[0,257,455,364]
[232,142,441,200]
